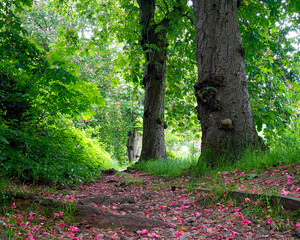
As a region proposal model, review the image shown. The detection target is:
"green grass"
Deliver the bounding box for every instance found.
[135,156,198,176]
[193,130,300,177]
[226,136,297,172]
[135,131,300,177]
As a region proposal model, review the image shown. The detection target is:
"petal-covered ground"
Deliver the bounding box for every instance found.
[0,164,299,239]
[199,164,300,198]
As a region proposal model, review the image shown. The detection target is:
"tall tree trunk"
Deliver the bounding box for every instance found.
[140,38,168,160]
[138,0,168,160]
[193,0,262,165]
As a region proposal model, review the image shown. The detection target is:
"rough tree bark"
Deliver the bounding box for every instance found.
[193,0,262,165]
[137,0,168,160]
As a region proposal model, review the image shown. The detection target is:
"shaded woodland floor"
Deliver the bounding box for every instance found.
[1,163,300,239]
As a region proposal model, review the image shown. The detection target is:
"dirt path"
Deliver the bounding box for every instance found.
[2,164,300,239]
[70,168,299,240]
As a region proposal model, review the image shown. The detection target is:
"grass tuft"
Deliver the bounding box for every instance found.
[135,156,198,176]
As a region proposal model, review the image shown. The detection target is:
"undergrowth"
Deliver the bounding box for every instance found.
[0,120,118,187]
[203,129,300,176]
[136,129,300,178]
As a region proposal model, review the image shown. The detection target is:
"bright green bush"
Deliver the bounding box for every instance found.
[0,1,112,186]
[0,120,113,186]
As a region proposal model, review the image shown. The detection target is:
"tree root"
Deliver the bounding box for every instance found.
[10,192,166,231]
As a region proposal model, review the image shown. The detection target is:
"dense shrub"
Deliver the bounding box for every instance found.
[0,120,112,186]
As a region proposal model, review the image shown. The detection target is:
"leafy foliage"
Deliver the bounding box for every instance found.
[0,0,110,185]
[238,0,300,139]
[0,121,111,185]
[0,1,299,238]
[0,0,299,185]
[75,0,300,144]
[74,80,144,162]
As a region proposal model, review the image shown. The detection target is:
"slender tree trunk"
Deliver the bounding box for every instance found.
[127,128,142,162]
[138,0,167,160]
[193,0,262,165]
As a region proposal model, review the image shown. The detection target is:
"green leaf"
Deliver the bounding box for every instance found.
[246,173,260,180]
[0,136,9,144]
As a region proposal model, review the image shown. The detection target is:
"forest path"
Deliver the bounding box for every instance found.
[2,164,300,239]
[71,165,300,239]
